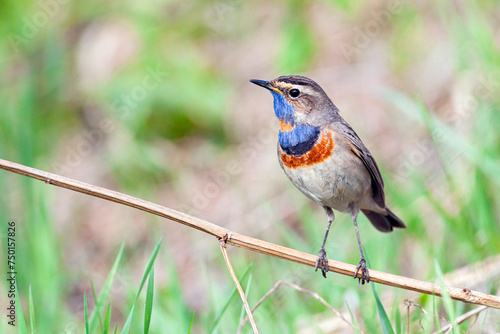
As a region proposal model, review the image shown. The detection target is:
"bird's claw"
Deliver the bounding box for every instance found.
[315,248,329,278]
[354,258,370,284]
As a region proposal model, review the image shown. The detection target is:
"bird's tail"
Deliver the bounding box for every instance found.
[361,208,406,233]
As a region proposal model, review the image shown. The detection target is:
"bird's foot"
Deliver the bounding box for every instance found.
[315,248,329,278]
[354,258,370,284]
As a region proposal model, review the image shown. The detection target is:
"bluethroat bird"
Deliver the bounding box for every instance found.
[250,75,406,284]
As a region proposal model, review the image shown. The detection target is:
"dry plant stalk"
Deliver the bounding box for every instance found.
[433,305,488,334]
[404,299,451,331]
[219,234,259,333]
[237,280,363,334]
[1,158,500,310]
[404,299,489,333]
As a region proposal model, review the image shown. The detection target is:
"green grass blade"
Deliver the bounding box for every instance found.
[238,273,253,324]
[91,281,103,332]
[394,302,402,334]
[104,304,112,334]
[188,312,194,334]
[89,243,126,331]
[15,281,28,334]
[135,238,162,302]
[345,302,361,334]
[433,295,440,333]
[434,260,457,333]
[480,308,488,332]
[121,239,162,334]
[209,263,253,334]
[371,283,395,334]
[144,267,155,334]
[28,285,35,334]
[120,305,135,334]
[84,291,90,334]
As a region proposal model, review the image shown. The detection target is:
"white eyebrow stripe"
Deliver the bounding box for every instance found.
[299,86,316,94]
[274,82,316,94]
[274,82,295,90]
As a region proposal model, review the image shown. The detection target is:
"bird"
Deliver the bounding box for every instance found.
[250,75,406,284]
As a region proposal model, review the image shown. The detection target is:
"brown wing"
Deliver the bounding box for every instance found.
[334,119,386,208]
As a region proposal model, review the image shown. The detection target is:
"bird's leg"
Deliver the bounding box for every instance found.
[315,206,334,278]
[351,212,370,284]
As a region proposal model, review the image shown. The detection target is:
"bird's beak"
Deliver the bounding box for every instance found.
[250,79,283,95]
[250,79,272,90]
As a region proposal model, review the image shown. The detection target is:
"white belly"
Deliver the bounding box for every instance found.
[280,147,372,213]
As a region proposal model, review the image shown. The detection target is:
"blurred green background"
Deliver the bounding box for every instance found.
[1,0,499,332]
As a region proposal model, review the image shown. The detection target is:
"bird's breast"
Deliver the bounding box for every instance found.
[278,128,373,212]
[279,128,335,169]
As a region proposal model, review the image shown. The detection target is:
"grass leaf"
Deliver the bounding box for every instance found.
[89,243,126,331]
[91,281,103,332]
[84,291,90,334]
[209,263,253,333]
[15,281,28,334]
[238,273,253,324]
[136,238,162,302]
[188,312,195,334]
[434,259,457,333]
[345,301,361,334]
[28,285,35,334]
[120,305,135,334]
[144,267,155,334]
[121,238,162,333]
[371,283,395,334]
[104,304,112,334]
[433,295,440,332]
[394,301,402,334]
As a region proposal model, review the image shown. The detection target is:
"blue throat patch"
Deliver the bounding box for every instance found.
[270,90,321,156]
[279,125,321,156]
[271,91,295,126]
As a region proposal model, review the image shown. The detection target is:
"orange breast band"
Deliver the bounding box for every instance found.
[280,119,294,132]
[280,130,334,169]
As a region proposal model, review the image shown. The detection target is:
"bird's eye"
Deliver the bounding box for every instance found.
[289,89,300,98]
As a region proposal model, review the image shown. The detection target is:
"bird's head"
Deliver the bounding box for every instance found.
[250,75,338,129]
